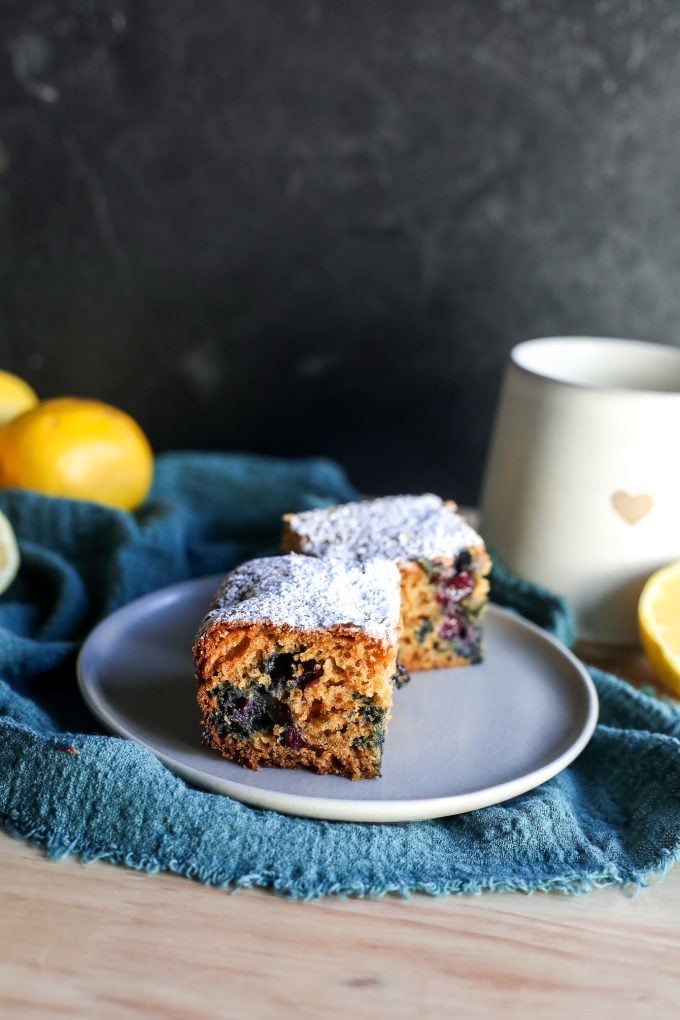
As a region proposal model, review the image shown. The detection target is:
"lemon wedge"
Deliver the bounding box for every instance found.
[638,561,680,697]
[0,509,20,595]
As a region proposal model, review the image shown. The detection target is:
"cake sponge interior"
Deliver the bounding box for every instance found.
[195,621,397,780]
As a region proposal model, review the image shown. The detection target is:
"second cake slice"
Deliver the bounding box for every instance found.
[283,494,491,671]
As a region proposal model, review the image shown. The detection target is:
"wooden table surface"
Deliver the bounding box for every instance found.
[2,650,679,1019]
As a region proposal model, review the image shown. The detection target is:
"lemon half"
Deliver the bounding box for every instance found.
[638,561,680,697]
[0,509,20,595]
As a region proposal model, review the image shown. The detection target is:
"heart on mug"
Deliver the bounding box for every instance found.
[611,490,653,525]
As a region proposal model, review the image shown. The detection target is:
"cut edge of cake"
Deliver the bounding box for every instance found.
[193,554,404,780]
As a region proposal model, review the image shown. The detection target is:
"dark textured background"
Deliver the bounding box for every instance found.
[2,0,680,502]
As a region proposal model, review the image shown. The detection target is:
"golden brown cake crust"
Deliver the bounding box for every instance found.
[199,721,382,780]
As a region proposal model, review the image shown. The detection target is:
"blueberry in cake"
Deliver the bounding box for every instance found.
[193,553,404,780]
[282,494,491,671]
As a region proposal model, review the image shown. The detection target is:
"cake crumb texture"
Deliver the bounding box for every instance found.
[194,554,402,779]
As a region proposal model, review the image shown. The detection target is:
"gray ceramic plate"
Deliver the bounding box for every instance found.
[77,575,598,823]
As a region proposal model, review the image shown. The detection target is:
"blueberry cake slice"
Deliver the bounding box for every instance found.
[193,553,403,780]
[282,494,491,671]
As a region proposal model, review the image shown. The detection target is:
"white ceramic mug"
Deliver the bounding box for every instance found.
[479,337,680,646]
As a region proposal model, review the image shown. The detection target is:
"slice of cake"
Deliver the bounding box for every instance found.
[282,494,491,671]
[193,553,403,780]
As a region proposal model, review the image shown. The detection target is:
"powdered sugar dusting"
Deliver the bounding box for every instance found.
[198,553,401,643]
[286,494,484,562]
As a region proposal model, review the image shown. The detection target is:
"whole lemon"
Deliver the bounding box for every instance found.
[0,370,38,425]
[0,398,153,511]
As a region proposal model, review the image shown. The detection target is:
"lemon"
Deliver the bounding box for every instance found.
[0,509,20,594]
[638,561,680,697]
[0,398,153,511]
[0,370,38,426]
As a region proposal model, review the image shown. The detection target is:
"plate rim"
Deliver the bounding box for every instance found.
[76,574,599,824]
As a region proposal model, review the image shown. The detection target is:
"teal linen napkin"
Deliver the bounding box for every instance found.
[1,452,679,897]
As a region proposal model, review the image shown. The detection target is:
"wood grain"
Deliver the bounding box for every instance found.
[2,647,678,1018]
[1,829,679,1019]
